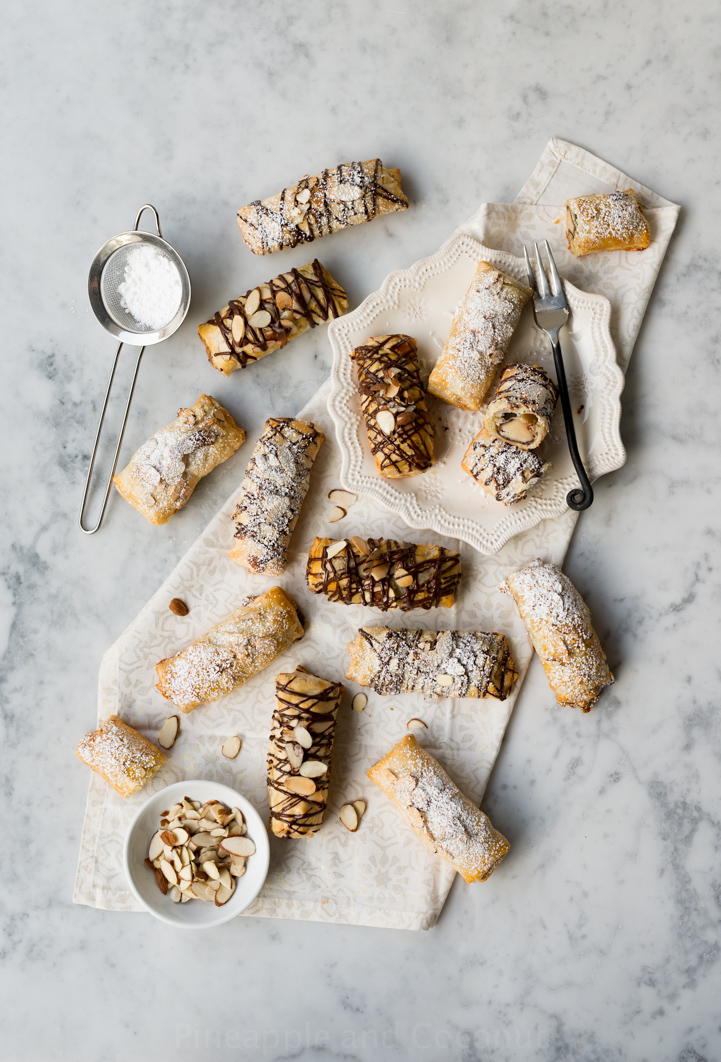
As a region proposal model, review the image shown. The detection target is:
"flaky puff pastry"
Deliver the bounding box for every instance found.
[155,587,304,712]
[506,559,613,712]
[428,263,531,411]
[351,334,435,478]
[368,735,510,883]
[237,159,408,255]
[565,189,651,257]
[462,428,551,506]
[230,418,325,575]
[113,395,246,525]
[483,364,559,450]
[75,715,167,798]
[268,667,344,838]
[198,260,347,376]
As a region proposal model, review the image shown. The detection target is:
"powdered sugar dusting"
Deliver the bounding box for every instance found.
[566,190,650,255]
[463,430,550,504]
[75,715,164,797]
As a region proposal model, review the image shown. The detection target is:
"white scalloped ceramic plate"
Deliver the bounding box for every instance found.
[327,233,626,555]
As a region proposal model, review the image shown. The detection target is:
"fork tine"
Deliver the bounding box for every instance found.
[534,242,549,298]
[523,246,537,293]
[543,239,562,296]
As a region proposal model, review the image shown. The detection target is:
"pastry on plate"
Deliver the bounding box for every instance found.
[346,627,518,700]
[428,262,531,411]
[199,260,347,376]
[505,559,614,712]
[267,667,344,838]
[351,334,435,478]
[113,395,245,525]
[483,363,559,449]
[565,189,651,257]
[155,587,304,712]
[75,715,167,798]
[229,418,325,575]
[237,159,409,254]
[461,429,550,505]
[367,734,510,883]
[306,536,461,611]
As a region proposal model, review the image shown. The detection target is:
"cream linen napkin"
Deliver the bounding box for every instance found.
[74,140,679,929]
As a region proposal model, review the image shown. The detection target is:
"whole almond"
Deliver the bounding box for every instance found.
[169,598,189,616]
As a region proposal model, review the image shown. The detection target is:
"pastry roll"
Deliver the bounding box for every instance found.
[198,260,348,376]
[267,667,344,838]
[237,159,409,255]
[113,395,246,525]
[462,429,550,505]
[506,559,614,712]
[75,715,167,798]
[229,418,325,575]
[155,586,304,712]
[306,536,462,611]
[483,364,559,449]
[565,189,651,257]
[346,627,518,701]
[428,262,532,411]
[351,334,435,478]
[367,735,510,883]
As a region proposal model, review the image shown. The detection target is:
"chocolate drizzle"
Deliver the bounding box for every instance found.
[351,334,435,478]
[306,537,461,611]
[462,429,550,505]
[267,668,344,837]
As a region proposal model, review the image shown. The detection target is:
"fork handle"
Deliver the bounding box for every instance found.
[550,337,594,511]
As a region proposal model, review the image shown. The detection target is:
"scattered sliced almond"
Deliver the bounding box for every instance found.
[436,675,453,687]
[328,488,357,507]
[168,598,189,617]
[158,715,179,750]
[324,539,348,559]
[219,836,256,858]
[376,410,396,435]
[339,804,359,832]
[352,799,366,820]
[231,315,246,343]
[244,288,261,315]
[328,505,346,523]
[407,718,428,731]
[222,735,242,760]
[299,760,328,778]
[294,726,313,749]
[352,693,368,712]
[285,776,317,796]
[248,309,271,329]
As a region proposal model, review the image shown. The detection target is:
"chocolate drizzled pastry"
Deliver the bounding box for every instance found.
[462,429,550,505]
[267,667,344,838]
[346,627,518,701]
[306,536,461,611]
[483,363,559,450]
[199,259,347,376]
[237,159,408,255]
[230,418,325,575]
[351,334,435,479]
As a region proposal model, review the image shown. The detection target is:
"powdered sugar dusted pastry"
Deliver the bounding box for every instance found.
[237,160,408,255]
[506,559,613,712]
[346,627,518,701]
[268,667,344,838]
[565,189,651,257]
[306,536,461,611]
[483,363,559,449]
[155,587,304,712]
[367,735,510,883]
[75,715,167,798]
[462,429,550,505]
[113,395,246,525]
[199,260,347,376]
[351,334,435,478]
[428,262,532,411]
[229,418,325,575]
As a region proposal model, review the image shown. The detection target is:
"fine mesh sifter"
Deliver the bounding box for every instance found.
[79,205,191,533]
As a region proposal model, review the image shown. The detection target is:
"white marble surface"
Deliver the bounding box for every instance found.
[2,1,719,1059]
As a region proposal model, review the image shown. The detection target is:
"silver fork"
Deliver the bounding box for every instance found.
[523,240,594,511]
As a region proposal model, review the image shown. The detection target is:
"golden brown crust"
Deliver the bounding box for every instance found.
[565,189,651,257]
[267,668,344,838]
[155,587,305,712]
[75,715,166,798]
[428,262,531,411]
[199,260,347,376]
[237,159,408,255]
[367,735,510,883]
[113,395,245,525]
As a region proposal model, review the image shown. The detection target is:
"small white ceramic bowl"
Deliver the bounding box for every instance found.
[124,779,270,929]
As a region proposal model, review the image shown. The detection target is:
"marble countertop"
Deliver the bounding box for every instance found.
[2,1,719,1060]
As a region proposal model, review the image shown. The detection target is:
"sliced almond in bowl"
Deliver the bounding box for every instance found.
[148,831,164,862]
[158,715,179,750]
[221,735,242,760]
[219,836,256,858]
[339,804,359,832]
